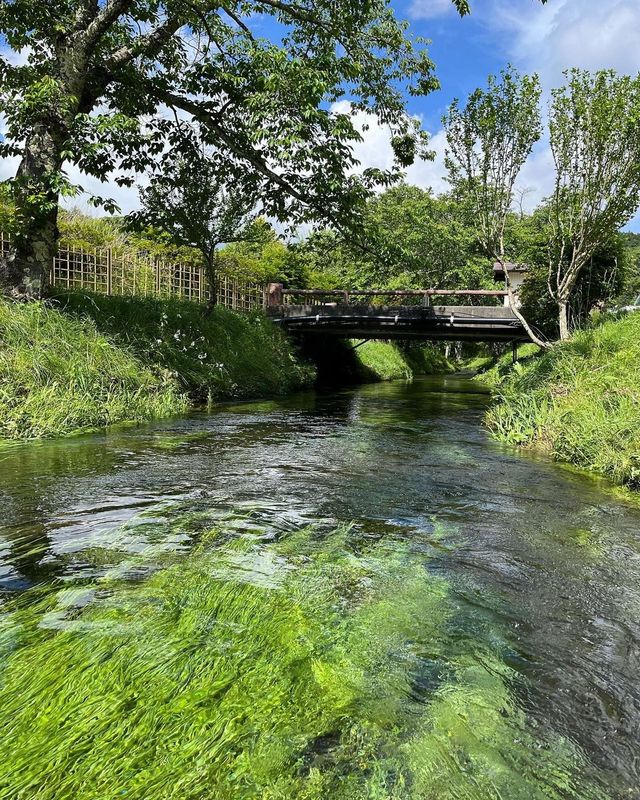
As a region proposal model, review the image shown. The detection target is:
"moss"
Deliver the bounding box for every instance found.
[486,313,640,488]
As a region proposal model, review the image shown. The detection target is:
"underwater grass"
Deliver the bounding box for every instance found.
[51,290,315,404]
[486,314,640,489]
[0,519,606,800]
[0,299,187,440]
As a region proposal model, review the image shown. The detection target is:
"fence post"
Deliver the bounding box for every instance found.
[105,249,112,295]
[267,283,284,307]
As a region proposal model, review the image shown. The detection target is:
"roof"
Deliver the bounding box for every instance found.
[493,261,528,281]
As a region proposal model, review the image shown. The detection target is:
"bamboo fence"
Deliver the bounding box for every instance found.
[0,232,266,312]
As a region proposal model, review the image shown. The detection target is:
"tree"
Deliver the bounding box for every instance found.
[360,185,489,291]
[134,152,258,307]
[547,69,640,340]
[443,66,546,345]
[0,0,460,299]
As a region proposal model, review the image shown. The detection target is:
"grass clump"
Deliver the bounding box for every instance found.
[0,522,606,799]
[486,313,640,488]
[51,290,315,403]
[354,341,413,381]
[0,299,186,440]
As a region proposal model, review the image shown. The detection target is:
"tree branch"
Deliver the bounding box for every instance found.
[82,0,135,51]
[106,16,186,70]
[152,86,310,204]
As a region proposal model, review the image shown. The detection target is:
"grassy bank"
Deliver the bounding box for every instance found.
[355,341,453,381]
[0,300,187,440]
[486,313,640,489]
[52,291,314,403]
[0,292,314,440]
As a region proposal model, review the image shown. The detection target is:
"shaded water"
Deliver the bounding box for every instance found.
[1,376,639,798]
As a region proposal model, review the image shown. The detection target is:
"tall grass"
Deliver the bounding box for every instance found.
[0,520,604,799]
[486,313,640,488]
[0,299,186,439]
[52,291,315,403]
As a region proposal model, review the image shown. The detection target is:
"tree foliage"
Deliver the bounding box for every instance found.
[0,0,453,296]
[443,66,542,261]
[547,69,640,339]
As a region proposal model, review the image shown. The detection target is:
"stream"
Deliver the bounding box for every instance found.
[0,376,639,799]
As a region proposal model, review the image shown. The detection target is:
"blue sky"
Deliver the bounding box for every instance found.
[342,0,640,230]
[2,0,639,229]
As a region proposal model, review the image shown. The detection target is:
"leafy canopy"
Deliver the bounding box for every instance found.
[548,68,640,304]
[0,0,458,230]
[443,65,542,261]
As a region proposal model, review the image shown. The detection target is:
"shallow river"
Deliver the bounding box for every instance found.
[1,376,639,799]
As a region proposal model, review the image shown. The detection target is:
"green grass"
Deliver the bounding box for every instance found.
[354,341,452,382]
[0,518,605,799]
[486,313,640,488]
[0,299,187,440]
[52,291,315,404]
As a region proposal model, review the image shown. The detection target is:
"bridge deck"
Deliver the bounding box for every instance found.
[269,304,529,342]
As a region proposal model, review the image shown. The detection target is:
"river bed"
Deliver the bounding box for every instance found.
[0,376,639,799]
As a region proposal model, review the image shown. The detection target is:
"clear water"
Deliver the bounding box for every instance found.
[1,376,639,799]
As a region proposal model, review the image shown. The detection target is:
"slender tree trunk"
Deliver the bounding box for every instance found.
[203,249,219,316]
[1,125,65,299]
[558,299,570,341]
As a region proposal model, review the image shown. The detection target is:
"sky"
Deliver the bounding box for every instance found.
[2,0,640,229]
[347,0,640,230]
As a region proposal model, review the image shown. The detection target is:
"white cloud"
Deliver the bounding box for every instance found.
[409,0,457,20]
[60,164,143,216]
[489,0,640,86]
[331,100,449,194]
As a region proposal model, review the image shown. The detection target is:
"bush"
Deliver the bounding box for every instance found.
[486,313,640,488]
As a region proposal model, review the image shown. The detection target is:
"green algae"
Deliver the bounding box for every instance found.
[0,521,607,800]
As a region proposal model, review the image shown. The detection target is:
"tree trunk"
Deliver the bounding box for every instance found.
[2,125,65,299]
[558,299,570,341]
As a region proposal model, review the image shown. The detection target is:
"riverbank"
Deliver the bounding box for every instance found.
[485,313,640,490]
[0,292,448,440]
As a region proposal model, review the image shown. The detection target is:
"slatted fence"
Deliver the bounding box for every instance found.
[0,233,266,311]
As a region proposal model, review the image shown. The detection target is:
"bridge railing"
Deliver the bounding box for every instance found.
[267,285,507,307]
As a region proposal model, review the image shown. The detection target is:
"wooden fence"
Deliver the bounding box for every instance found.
[0,233,266,312]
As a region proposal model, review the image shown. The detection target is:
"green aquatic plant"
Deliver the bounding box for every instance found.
[0,522,608,799]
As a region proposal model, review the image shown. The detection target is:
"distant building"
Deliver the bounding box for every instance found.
[493,262,528,307]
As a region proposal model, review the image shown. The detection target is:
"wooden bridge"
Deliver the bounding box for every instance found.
[266,286,530,343]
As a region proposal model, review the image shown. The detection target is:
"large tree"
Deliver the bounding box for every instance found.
[443,66,547,346]
[548,69,640,340]
[0,0,483,299]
